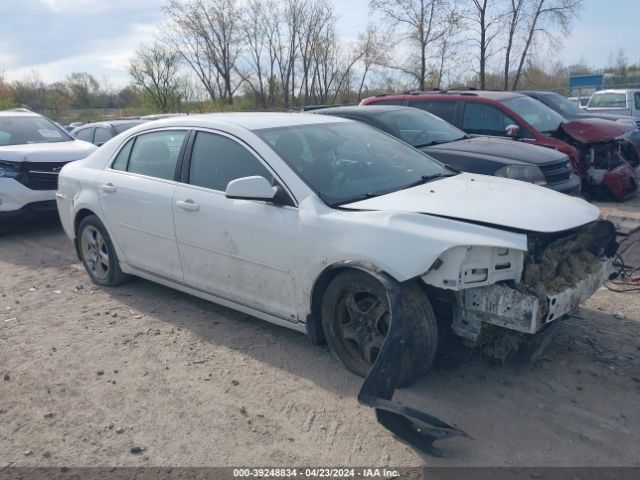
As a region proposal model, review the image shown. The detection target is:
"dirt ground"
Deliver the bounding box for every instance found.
[1,205,639,468]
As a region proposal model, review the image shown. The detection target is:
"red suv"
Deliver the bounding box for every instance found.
[361,90,638,200]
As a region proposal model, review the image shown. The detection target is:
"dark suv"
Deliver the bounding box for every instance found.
[361,90,638,200]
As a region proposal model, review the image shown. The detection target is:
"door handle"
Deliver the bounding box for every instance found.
[176,199,200,212]
[98,183,116,193]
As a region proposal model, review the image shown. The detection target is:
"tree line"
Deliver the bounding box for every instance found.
[6,0,636,121]
[126,0,584,111]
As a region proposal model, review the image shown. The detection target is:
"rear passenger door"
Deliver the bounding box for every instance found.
[173,130,299,321]
[98,129,189,281]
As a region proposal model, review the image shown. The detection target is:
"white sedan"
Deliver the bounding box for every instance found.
[56,113,616,385]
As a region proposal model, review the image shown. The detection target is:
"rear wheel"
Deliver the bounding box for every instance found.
[77,215,129,286]
[321,270,438,386]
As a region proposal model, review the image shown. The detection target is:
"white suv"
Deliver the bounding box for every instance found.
[0,109,96,218]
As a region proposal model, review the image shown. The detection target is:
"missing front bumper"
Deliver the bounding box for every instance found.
[451,259,611,342]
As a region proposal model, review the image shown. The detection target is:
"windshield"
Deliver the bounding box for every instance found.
[543,93,584,116]
[500,96,565,133]
[376,109,467,147]
[255,122,452,206]
[0,116,73,146]
[588,93,627,108]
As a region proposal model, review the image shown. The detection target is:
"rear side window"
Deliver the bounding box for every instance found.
[589,93,626,108]
[635,93,640,110]
[462,103,517,137]
[408,100,457,124]
[127,130,188,180]
[75,128,94,143]
[188,132,273,191]
[111,139,134,171]
[94,127,112,145]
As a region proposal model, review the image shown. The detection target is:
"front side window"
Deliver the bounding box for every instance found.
[634,93,640,110]
[0,116,73,146]
[499,96,564,134]
[126,130,187,180]
[188,132,273,191]
[462,103,520,136]
[255,122,451,206]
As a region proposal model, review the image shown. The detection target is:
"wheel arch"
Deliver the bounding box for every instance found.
[306,261,401,346]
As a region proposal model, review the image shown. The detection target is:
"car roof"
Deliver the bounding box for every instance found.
[315,105,410,117]
[593,89,638,94]
[77,119,147,129]
[135,112,348,131]
[366,90,523,102]
[0,108,41,117]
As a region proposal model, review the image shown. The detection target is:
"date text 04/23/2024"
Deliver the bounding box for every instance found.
[233,468,401,478]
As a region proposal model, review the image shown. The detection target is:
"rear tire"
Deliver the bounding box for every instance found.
[321,270,438,386]
[77,215,129,286]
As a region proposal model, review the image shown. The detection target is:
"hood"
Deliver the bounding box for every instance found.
[342,173,599,234]
[0,140,96,163]
[572,112,638,123]
[425,136,567,166]
[559,118,632,144]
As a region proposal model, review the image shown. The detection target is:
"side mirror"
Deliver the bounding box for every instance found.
[225,175,277,201]
[505,124,520,138]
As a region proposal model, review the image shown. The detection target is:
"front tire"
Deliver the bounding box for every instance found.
[321,270,438,386]
[77,215,129,286]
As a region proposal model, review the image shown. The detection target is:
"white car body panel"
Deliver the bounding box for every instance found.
[342,172,600,233]
[0,110,96,213]
[56,113,604,337]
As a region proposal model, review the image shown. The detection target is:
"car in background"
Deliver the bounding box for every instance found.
[586,89,640,119]
[362,90,638,200]
[313,105,580,195]
[568,96,589,108]
[521,90,640,130]
[0,109,96,218]
[72,119,148,146]
[521,90,640,167]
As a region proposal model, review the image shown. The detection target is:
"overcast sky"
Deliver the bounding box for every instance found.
[0,0,637,87]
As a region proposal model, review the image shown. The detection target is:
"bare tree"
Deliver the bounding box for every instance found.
[511,0,583,90]
[370,0,456,90]
[464,0,503,89]
[129,42,183,112]
[66,72,99,108]
[503,0,524,90]
[164,0,242,104]
[354,25,389,100]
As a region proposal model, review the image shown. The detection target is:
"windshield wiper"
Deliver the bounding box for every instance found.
[401,173,456,190]
[331,192,383,207]
[415,139,451,148]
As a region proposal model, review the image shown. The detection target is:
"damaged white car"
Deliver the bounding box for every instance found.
[56,113,617,386]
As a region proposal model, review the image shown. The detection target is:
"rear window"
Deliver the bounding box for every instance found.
[0,116,73,146]
[589,93,627,108]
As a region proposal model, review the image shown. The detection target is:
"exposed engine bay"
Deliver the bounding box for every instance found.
[556,128,638,200]
[443,221,618,360]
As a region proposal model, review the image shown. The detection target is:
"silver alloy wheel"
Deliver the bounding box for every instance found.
[80,226,109,281]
